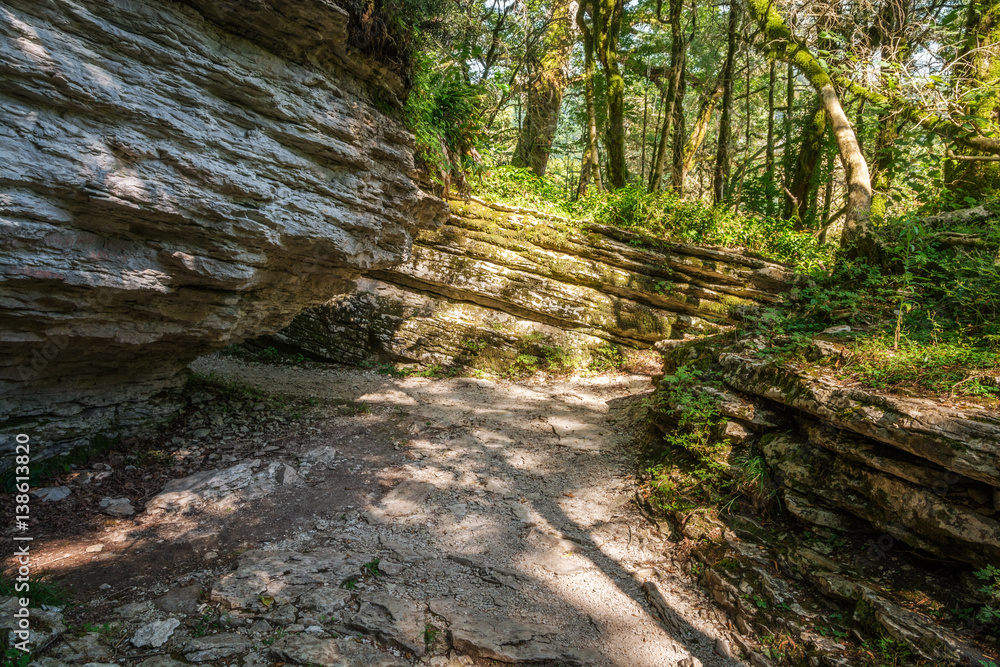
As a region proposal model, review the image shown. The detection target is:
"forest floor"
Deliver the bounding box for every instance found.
[8,355,749,667]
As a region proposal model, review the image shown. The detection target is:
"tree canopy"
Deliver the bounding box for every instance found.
[399,0,1000,260]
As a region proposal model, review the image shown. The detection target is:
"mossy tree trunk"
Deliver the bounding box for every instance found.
[782,63,795,198]
[945,0,1000,200]
[650,0,686,192]
[681,78,724,181]
[513,0,576,177]
[867,0,912,218]
[784,101,827,228]
[577,0,604,196]
[713,4,738,203]
[594,0,626,188]
[765,61,777,216]
[744,0,877,260]
[669,52,689,192]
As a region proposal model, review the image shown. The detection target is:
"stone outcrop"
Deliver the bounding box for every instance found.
[0,0,446,460]
[267,198,792,369]
[648,336,1000,665]
[652,338,1000,568]
[719,353,1000,487]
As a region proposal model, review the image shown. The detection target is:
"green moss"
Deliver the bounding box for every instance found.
[853,598,881,636]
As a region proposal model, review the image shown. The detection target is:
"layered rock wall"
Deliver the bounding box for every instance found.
[268,199,792,369]
[652,339,1000,568]
[0,0,446,459]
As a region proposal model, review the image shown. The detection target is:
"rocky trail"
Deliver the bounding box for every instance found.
[9,356,746,667]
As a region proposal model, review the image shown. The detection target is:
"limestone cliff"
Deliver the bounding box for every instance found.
[266,198,792,370]
[0,0,447,459]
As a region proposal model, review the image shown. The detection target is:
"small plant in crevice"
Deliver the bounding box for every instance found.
[423,623,441,649]
[975,565,1000,625]
[363,558,383,578]
[192,613,219,638]
[0,572,69,608]
[3,647,30,667]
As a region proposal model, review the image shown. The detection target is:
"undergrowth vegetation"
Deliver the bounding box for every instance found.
[405,51,483,193]
[474,166,833,270]
[744,210,1000,401]
[642,359,775,516]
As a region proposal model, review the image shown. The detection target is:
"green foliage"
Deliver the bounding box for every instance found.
[644,365,729,512]
[475,166,571,215]
[473,171,831,269]
[975,565,1000,624]
[423,624,441,648]
[4,647,31,667]
[0,572,69,607]
[360,359,412,378]
[363,558,383,577]
[755,210,1000,400]
[574,186,832,270]
[588,344,628,372]
[343,0,452,71]
[858,636,916,666]
[851,332,999,398]
[406,51,484,192]
[649,365,723,464]
[192,613,219,638]
[454,331,586,379]
[2,434,119,493]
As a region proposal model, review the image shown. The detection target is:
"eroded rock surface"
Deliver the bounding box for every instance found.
[0,0,446,461]
[652,339,1000,568]
[648,336,1000,665]
[268,199,791,369]
[28,357,746,667]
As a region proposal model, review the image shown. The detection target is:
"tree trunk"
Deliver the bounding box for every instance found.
[595,0,626,188]
[766,61,777,215]
[681,78,725,179]
[945,0,1000,199]
[669,54,689,192]
[649,78,673,191]
[641,64,650,182]
[576,0,603,197]
[648,87,665,181]
[745,0,877,259]
[820,149,835,235]
[785,100,826,228]
[782,63,795,194]
[650,0,686,192]
[713,5,738,203]
[867,0,911,219]
[512,0,577,177]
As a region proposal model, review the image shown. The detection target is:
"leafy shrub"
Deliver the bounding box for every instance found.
[474,166,570,215]
[572,186,832,270]
[975,565,1000,625]
[406,52,484,194]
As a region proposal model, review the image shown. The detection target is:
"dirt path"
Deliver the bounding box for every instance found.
[17,357,744,667]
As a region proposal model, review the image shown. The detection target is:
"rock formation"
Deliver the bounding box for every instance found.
[0,0,447,460]
[266,198,793,370]
[651,336,1000,568]
[648,336,1000,665]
